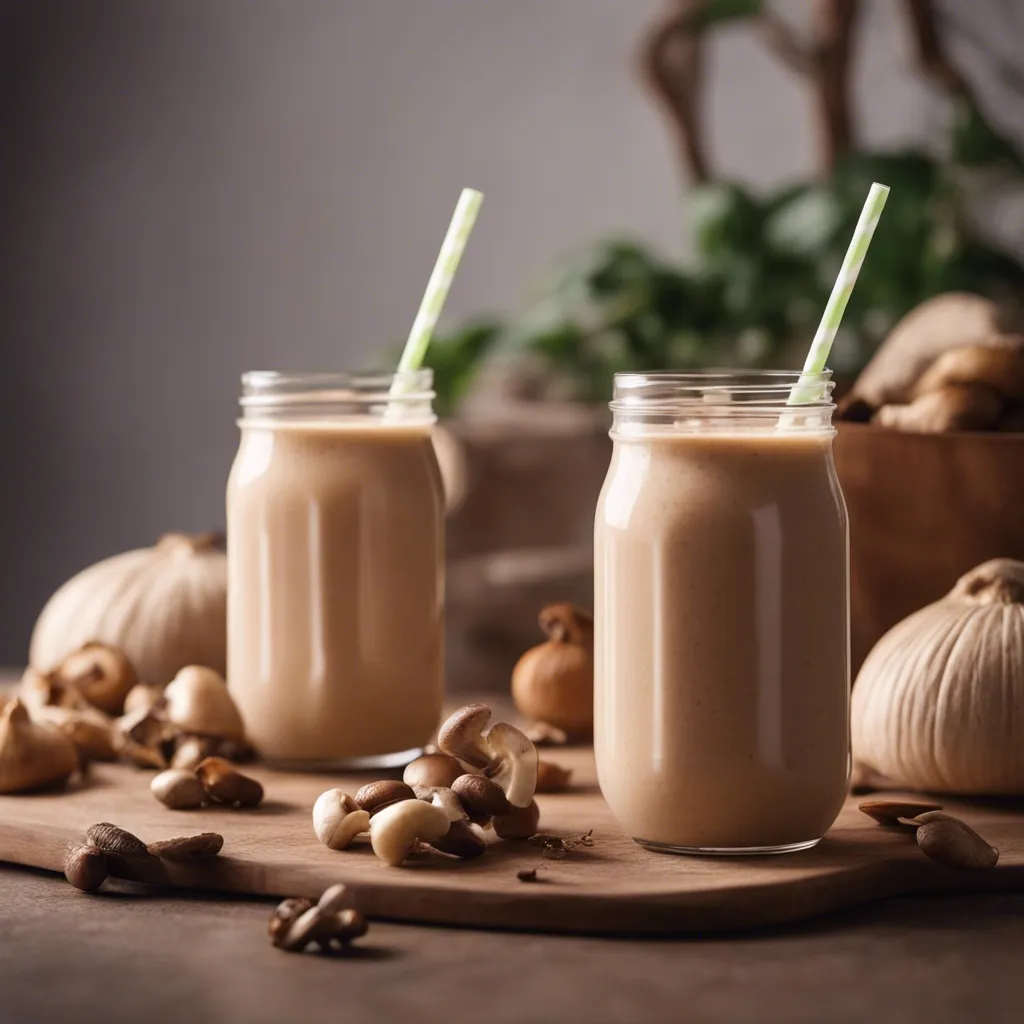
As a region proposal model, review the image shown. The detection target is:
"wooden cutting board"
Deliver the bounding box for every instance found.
[2,747,1023,936]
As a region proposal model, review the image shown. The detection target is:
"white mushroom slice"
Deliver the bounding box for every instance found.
[483,722,539,808]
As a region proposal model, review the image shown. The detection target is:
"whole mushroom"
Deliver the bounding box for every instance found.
[164,666,245,741]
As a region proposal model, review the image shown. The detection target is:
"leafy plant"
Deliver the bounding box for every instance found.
[417,4,1024,414]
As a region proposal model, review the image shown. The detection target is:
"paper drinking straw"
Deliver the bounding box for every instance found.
[788,182,890,405]
[393,188,484,393]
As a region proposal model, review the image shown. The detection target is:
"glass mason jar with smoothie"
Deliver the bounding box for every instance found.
[226,370,444,769]
[225,189,482,770]
[594,370,850,853]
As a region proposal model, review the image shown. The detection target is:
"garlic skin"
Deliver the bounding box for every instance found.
[30,533,226,686]
[511,603,594,739]
[852,559,1024,795]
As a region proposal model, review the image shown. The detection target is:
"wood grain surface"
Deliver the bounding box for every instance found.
[2,747,1023,936]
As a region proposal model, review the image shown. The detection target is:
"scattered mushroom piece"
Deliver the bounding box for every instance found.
[32,705,119,762]
[147,832,224,862]
[51,642,138,715]
[269,884,368,954]
[451,773,511,823]
[493,800,541,840]
[483,722,539,808]
[437,704,493,769]
[164,666,245,740]
[430,821,488,859]
[63,844,109,892]
[312,789,370,850]
[0,699,79,794]
[354,779,416,816]
[402,752,464,790]
[535,760,573,793]
[151,768,206,810]
[195,757,264,808]
[369,799,451,867]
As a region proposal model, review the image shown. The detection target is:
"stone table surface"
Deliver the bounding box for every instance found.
[2,867,1023,1024]
[3,674,1024,1022]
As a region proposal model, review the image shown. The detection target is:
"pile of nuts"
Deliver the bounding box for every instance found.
[150,756,264,811]
[63,821,225,892]
[312,703,543,867]
[858,800,1000,870]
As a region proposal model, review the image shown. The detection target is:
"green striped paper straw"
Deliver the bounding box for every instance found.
[393,188,484,392]
[788,182,890,405]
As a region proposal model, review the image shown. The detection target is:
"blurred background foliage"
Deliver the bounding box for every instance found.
[421,1,1024,414]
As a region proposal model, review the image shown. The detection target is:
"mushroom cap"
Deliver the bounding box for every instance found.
[164,665,245,740]
[402,752,464,789]
[437,704,493,769]
[369,798,451,867]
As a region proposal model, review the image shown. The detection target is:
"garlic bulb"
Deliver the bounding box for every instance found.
[30,533,226,686]
[0,699,80,794]
[852,559,1024,795]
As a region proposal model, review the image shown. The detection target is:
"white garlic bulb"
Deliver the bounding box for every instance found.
[852,558,1024,794]
[30,533,226,686]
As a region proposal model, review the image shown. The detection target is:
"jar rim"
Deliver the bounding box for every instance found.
[238,369,435,422]
[611,369,834,410]
[241,369,433,402]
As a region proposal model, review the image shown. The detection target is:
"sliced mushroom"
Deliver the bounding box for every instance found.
[483,722,538,808]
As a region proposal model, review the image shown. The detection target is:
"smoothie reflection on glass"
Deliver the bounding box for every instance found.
[594,371,850,853]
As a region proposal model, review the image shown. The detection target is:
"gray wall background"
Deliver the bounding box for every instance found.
[2,0,1023,662]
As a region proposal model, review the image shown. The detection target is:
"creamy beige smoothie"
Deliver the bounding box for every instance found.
[227,373,443,767]
[595,376,849,853]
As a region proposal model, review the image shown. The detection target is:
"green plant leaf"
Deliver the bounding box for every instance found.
[690,181,764,270]
[952,98,1024,172]
[693,0,763,30]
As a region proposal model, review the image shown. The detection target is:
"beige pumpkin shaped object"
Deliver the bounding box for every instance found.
[852,558,1024,794]
[30,532,227,686]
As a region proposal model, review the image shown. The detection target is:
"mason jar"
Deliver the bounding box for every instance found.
[594,371,850,854]
[226,370,444,769]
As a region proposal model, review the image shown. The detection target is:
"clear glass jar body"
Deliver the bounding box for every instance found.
[594,372,850,854]
[226,371,444,769]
